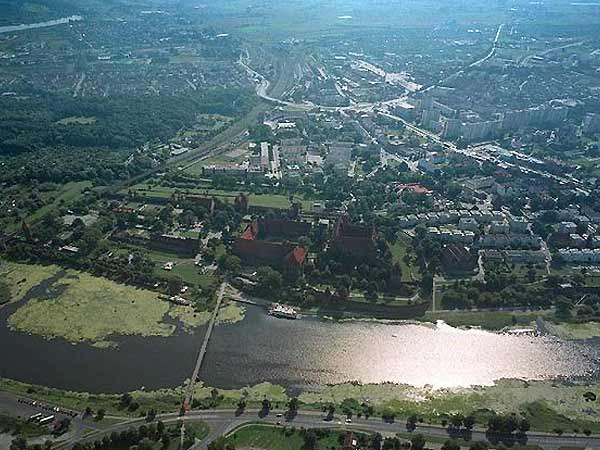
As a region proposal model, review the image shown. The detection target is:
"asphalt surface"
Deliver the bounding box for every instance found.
[42,407,600,450]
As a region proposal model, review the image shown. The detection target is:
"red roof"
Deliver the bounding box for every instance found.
[286,246,308,267]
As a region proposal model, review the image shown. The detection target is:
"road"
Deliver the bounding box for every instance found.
[52,408,600,450]
[469,24,504,68]
[520,40,584,67]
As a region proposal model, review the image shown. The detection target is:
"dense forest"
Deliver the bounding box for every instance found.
[0,89,254,155]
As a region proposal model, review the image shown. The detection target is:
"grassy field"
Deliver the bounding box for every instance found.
[127,184,315,211]
[226,424,350,450]
[543,321,600,340]
[389,234,421,282]
[29,181,92,224]
[0,260,60,306]
[139,248,217,289]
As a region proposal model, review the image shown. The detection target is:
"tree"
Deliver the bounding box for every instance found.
[219,254,241,273]
[208,436,236,450]
[381,408,395,423]
[449,413,464,429]
[10,437,27,450]
[469,442,489,450]
[406,413,418,430]
[237,397,247,412]
[303,431,318,450]
[119,392,132,408]
[410,434,426,450]
[256,266,282,294]
[441,440,460,450]
[161,434,171,449]
[261,398,272,414]
[167,276,184,295]
[555,297,573,320]
[288,397,299,412]
[95,408,105,421]
[518,418,530,433]
[146,409,157,422]
[326,404,335,417]
[463,415,476,430]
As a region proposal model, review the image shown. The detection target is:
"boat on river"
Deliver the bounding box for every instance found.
[268,303,298,319]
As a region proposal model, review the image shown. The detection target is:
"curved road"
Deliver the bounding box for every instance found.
[54,408,600,450]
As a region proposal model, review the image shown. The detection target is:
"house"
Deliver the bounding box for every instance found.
[342,432,358,450]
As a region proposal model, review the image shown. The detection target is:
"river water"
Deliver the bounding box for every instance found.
[0,298,598,393]
[0,16,82,34]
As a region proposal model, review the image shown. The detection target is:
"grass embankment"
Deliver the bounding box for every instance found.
[227,424,353,450]
[0,261,60,306]
[544,321,600,340]
[424,308,600,339]
[5,266,233,347]
[421,311,543,331]
[0,413,49,438]
[5,378,600,435]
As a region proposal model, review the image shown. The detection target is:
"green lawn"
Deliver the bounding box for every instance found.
[388,234,421,282]
[522,401,600,434]
[126,184,314,211]
[136,248,216,289]
[31,181,92,223]
[227,425,353,450]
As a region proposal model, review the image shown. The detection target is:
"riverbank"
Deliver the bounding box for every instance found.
[3,377,600,434]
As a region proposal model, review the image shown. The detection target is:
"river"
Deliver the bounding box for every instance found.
[0,298,598,393]
[0,16,82,34]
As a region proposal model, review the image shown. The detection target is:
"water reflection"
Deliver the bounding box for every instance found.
[200,308,598,390]
[0,299,597,393]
